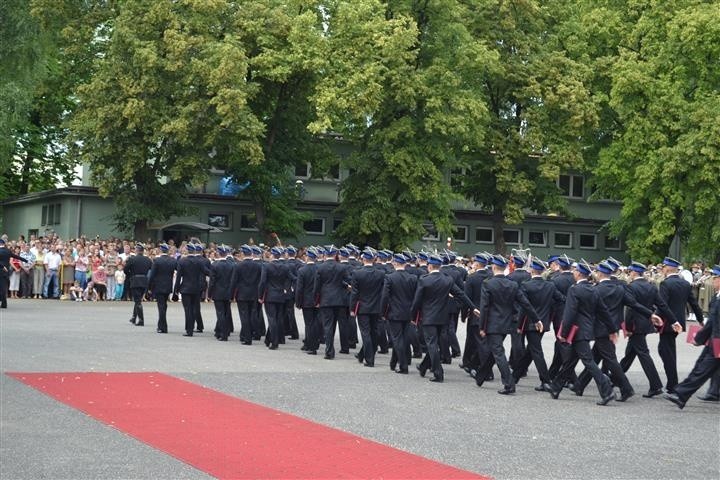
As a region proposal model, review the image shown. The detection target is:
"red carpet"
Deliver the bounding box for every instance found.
[8,372,488,479]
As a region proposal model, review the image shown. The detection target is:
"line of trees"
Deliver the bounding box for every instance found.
[2,0,718,262]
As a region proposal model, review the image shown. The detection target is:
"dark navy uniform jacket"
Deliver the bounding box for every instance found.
[381,269,418,322]
[350,265,386,315]
[595,279,652,337]
[295,263,318,308]
[659,274,705,332]
[259,261,292,303]
[124,254,152,289]
[694,294,719,351]
[479,274,540,334]
[520,276,565,332]
[464,268,490,326]
[560,280,616,342]
[148,254,176,295]
[174,255,209,295]
[410,271,476,326]
[314,261,351,308]
[550,271,575,330]
[624,278,676,335]
[209,258,235,301]
[233,259,263,302]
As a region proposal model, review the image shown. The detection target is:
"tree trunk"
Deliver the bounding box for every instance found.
[492,209,506,255]
[133,219,149,243]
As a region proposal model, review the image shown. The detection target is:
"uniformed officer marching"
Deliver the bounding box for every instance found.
[295,247,320,354]
[209,245,235,341]
[314,245,352,359]
[461,253,491,376]
[259,247,293,350]
[381,253,419,374]
[147,243,176,333]
[664,265,720,409]
[547,255,576,384]
[124,243,152,326]
[173,243,209,336]
[411,254,479,383]
[233,245,263,344]
[350,248,387,367]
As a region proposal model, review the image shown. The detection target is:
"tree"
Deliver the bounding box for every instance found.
[312,0,496,249]
[589,0,720,262]
[455,0,600,253]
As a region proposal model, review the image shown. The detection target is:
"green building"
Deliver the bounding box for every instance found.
[1,163,629,262]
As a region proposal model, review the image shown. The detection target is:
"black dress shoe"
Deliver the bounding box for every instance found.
[416,364,426,377]
[663,393,686,409]
[355,353,363,364]
[268,345,278,350]
[301,345,308,351]
[534,384,547,392]
[135,322,144,326]
[241,341,252,345]
[429,376,444,383]
[643,388,663,398]
[324,354,334,360]
[485,374,494,381]
[194,329,203,333]
[129,319,136,325]
[597,392,616,406]
[618,390,635,402]
[571,386,584,397]
[543,383,560,399]
[498,387,515,395]
[396,368,409,374]
[306,350,317,355]
[218,337,228,341]
[183,332,193,337]
[697,393,720,402]
[339,349,350,354]
[156,329,167,333]
[363,362,374,367]
[475,376,484,388]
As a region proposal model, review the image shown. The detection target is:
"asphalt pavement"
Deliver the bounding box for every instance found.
[1,299,718,479]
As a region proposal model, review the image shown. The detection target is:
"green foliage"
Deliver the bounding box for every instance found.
[592,0,720,262]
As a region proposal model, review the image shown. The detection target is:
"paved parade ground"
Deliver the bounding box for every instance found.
[1,299,718,479]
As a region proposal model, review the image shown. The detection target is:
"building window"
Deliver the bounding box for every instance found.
[450,168,466,190]
[332,218,343,233]
[453,226,468,243]
[326,164,341,181]
[295,163,311,179]
[41,203,61,226]
[208,213,231,229]
[579,233,597,249]
[554,232,572,248]
[239,214,258,231]
[503,229,521,245]
[422,224,440,241]
[303,218,325,235]
[475,227,494,244]
[528,230,547,247]
[605,235,621,251]
[558,174,584,199]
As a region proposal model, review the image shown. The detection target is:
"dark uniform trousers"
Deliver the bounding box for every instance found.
[214,300,233,340]
[193,295,204,332]
[284,300,299,339]
[357,314,380,365]
[320,307,349,358]
[264,302,284,348]
[375,317,390,353]
[674,346,720,402]
[551,340,612,397]
[658,332,679,391]
[340,309,358,348]
[0,272,9,308]
[302,307,320,351]
[576,337,633,396]
[514,331,550,384]
[446,313,461,358]
[182,294,199,334]
[475,334,514,388]
[130,285,145,325]
[509,329,526,374]
[388,321,411,371]
[236,301,255,343]
[419,325,446,380]
[705,369,720,397]
[253,305,266,339]
[462,321,477,367]
[620,334,663,391]
[407,323,422,357]
[156,293,169,332]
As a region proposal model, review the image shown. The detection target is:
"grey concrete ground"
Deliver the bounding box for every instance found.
[1,299,718,480]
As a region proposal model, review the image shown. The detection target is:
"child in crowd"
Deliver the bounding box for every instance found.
[92,266,107,301]
[114,269,125,300]
[69,281,84,302]
[83,280,98,302]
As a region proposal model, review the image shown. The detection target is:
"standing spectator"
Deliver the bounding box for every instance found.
[75,248,89,288]
[104,243,119,301]
[93,266,108,300]
[114,267,126,300]
[61,250,75,297]
[19,243,35,298]
[32,242,45,299]
[9,247,22,298]
[42,245,62,299]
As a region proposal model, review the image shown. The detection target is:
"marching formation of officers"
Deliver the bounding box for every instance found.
[122,240,720,410]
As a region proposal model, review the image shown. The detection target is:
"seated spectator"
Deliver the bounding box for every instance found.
[83,280,98,302]
[93,266,108,301]
[69,281,84,302]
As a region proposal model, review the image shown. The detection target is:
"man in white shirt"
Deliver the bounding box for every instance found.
[43,246,63,299]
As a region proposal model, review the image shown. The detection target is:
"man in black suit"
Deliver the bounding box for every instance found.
[0,239,24,309]
[337,247,357,352]
[516,259,564,389]
[574,261,661,401]
[259,247,294,350]
[314,245,351,359]
[174,244,209,336]
[658,257,706,393]
[543,260,618,405]
[233,245,263,344]
[193,243,211,332]
[507,255,531,378]
[461,253,491,374]
[440,251,465,362]
[147,243,176,333]
[250,245,267,338]
[124,243,153,327]
[382,253,418,374]
[209,245,235,341]
[664,265,720,409]
[283,246,301,340]
[296,247,320,354]
[547,255,576,383]
[474,255,540,394]
[350,248,387,367]
[412,254,480,383]
[620,261,677,397]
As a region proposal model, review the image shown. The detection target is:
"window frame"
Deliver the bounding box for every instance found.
[554,231,573,249]
[604,235,622,251]
[528,230,548,247]
[503,229,522,246]
[294,162,311,179]
[239,213,259,232]
[475,227,494,244]
[207,212,231,230]
[558,174,585,199]
[579,233,597,250]
[453,225,468,243]
[422,224,441,242]
[303,218,326,236]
